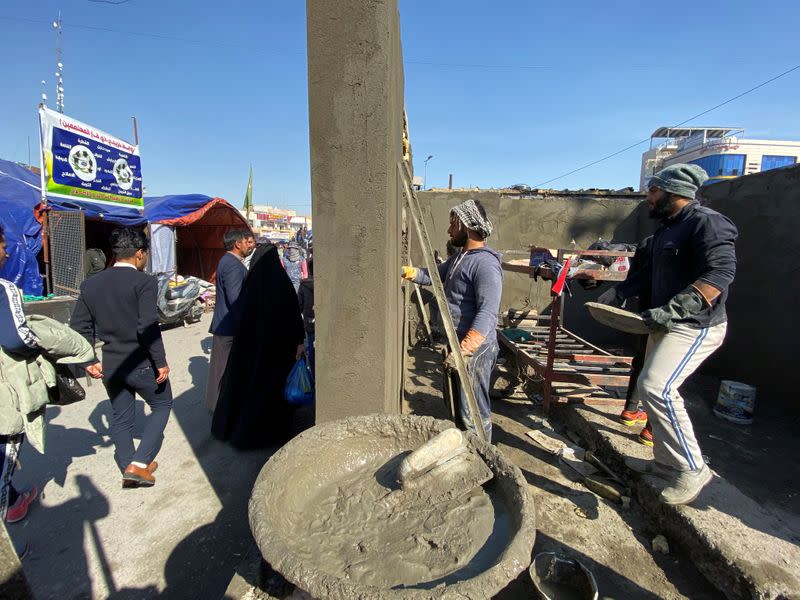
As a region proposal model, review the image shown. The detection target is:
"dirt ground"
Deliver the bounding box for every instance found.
[404,347,724,600]
[7,314,276,599]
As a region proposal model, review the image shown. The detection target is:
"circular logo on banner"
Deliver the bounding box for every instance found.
[68,145,97,182]
[113,158,134,190]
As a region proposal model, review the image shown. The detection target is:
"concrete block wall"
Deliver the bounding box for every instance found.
[700,165,800,414]
[414,189,649,345]
[307,0,406,421]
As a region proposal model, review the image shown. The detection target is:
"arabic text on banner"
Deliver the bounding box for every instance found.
[39,106,143,210]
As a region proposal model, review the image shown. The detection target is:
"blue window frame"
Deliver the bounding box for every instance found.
[761,155,797,171]
[690,154,746,179]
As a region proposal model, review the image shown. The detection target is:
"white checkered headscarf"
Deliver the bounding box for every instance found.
[450,199,493,238]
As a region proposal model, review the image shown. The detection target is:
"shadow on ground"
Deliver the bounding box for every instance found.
[158,342,275,599]
[404,344,724,599]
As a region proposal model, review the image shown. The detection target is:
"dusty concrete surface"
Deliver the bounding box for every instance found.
[404,348,724,599]
[307,0,407,422]
[700,165,800,414]
[414,189,650,345]
[683,375,800,520]
[551,383,800,599]
[6,314,273,599]
[249,414,535,599]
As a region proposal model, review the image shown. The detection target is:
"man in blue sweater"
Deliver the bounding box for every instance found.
[402,199,503,441]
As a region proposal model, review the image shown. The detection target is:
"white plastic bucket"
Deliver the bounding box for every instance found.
[713,380,756,425]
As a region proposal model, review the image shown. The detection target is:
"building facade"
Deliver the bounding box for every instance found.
[640,127,800,190]
[238,204,312,240]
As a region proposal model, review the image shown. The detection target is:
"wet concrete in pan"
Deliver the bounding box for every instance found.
[249,414,536,599]
[284,451,512,588]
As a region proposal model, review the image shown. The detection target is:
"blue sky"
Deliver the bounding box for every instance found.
[1,1,799,214]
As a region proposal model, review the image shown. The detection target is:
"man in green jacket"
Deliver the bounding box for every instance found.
[0,226,94,554]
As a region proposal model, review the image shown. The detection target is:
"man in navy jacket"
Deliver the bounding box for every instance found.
[204,229,254,411]
[602,164,737,506]
[71,227,172,488]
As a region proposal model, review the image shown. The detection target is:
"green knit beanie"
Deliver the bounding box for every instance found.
[648,163,709,199]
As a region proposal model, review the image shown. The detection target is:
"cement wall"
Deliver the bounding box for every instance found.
[414,189,649,345]
[307,0,406,420]
[700,165,800,414]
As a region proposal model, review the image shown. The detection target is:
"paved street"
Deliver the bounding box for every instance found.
[7,314,272,599]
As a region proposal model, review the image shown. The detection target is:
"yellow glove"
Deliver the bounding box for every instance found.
[459,329,485,354]
[401,266,418,281]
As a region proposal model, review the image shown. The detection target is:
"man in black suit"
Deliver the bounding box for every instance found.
[71,227,172,488]
[204,229,254,411]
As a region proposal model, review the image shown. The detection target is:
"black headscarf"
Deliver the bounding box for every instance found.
[211,243,306,449]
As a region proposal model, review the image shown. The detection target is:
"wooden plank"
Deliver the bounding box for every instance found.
[561,327,617,357]
[582,397,627,406]
[502,260,536,275]
[567,249,636,258]
[557,353,632,365]
[580,374,634,387]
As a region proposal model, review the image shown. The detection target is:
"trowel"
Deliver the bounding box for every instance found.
[380,428,494,512]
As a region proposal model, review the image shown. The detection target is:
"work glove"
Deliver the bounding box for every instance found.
[401,266,418,281]
[442,329,485,371]
[641,286,705,333]
[597,286,625,308]
[459,328,485,355]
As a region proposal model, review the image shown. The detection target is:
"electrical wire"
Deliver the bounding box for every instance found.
[0,15,709,70]
[532,63,800,188]
[3,13,797,192]
[0,15,304,53]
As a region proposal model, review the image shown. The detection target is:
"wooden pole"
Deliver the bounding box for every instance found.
[37,105,52,295]
[399,162,486,440]
[132,115,139,146]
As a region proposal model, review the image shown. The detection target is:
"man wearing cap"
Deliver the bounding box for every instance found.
[600,163,737,505]
[401,199,503,441]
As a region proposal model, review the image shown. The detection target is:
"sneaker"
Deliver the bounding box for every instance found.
[6,486,39,524]
[624,457,674,480]
[660,464,713,505]
[638,427,654,447]
[619,409,648,427]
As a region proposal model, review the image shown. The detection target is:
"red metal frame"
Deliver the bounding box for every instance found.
[500,246,636,411]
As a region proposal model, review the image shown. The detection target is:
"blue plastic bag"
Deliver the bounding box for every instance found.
[285,357,315,406]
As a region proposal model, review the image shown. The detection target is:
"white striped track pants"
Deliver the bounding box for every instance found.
[634,322,727,472]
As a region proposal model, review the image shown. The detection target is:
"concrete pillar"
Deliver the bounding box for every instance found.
[307,0,405,421]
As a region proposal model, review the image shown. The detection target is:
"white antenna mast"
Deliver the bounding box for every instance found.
[53,12,64,113]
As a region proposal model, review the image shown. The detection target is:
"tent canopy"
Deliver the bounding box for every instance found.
[0,159,44,294]
[48,196,147,226]
[144,194,244,226]
[0,157,249,288]
[145,195,250,282]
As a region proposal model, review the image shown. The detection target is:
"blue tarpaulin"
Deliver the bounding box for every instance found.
[47,196,148,226]
[0,159,44,295]
[0,157,248,290]
[144,194,219,224]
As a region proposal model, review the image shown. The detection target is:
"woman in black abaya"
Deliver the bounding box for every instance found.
[211,243,306,449]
